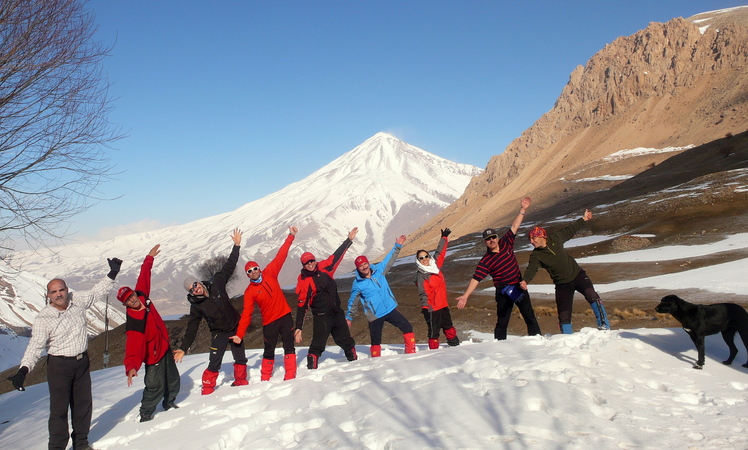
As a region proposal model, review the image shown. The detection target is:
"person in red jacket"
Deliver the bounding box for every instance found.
[230,226,298,381]
[118,244,180,423]
[294,227,359,370]
[415,229,460,349]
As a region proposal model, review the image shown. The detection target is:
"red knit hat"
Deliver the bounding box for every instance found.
[354,255,369,268]
[529,226,548,239]
[117,286,134,303]
[300,252,316,265]
[245,261,260,276]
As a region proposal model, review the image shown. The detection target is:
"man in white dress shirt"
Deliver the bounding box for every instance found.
[7,258,121,450]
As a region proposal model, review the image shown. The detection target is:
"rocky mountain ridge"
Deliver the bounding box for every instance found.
[404,7,748,253]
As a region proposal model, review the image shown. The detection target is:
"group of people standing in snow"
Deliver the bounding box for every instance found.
[7,196,610,449]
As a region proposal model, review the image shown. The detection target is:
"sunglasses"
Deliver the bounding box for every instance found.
[246,267,260,273]
[304,260,316,265]
[188,282,199,294]
[484,235,498,241]
[418,254,430,261]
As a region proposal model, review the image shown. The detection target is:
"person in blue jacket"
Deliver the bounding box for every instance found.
[346,235,416,357]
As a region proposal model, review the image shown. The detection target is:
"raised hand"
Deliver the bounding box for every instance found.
[231,228,243,246]
[107,257,123,280]
[148,244,161,258]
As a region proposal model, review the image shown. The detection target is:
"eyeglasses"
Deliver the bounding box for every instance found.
[246,267,260,273]
[188,282,199,294]
[484,236,498,242]
[304,260,316,265]
[418,254,430,261]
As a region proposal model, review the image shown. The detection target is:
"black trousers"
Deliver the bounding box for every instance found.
[207,329,248,372]
[262,313,296,359]
[47,352,92,450]
[368,309,413,345]
[554,269,600,324]
[422,307,455,339]
[494,284,541,340]
[141,351,181,417]
[309,309,355,357]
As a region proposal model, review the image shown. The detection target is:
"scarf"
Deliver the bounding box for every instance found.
[416,254,439,275]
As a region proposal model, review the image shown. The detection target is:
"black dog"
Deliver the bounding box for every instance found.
[655,294,748,369]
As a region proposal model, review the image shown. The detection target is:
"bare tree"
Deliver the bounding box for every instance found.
[0,0,122,257]
[197,255,239,288]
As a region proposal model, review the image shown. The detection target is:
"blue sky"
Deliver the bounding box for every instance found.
[66,0,743,242]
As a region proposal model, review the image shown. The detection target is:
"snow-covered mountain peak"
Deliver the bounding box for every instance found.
[12,134,481,315]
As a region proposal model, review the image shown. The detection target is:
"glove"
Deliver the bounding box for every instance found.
[441,228,451,238]
[107,257,123,280]
[8,366,28,391]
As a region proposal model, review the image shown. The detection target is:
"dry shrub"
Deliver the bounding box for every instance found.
[719,145,735,158]
[610,308,649,319]
[513,305,556,317]
[533,306,557,317]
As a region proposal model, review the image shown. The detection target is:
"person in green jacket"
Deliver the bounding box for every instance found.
[520,209,609,334]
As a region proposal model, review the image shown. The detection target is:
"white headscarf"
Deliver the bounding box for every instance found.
[415,253,439,275]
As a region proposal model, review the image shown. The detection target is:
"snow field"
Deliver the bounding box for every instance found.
[2,326,748,449]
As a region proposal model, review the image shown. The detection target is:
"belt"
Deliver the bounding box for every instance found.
[50,351,87,360]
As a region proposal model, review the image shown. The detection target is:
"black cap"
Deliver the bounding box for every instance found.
[482,228,498,240]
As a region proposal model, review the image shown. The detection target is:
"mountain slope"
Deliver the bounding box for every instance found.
[404,6,748,253]
[12,133,481,315]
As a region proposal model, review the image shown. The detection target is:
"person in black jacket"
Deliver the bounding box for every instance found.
[174,228,248,394]
[294,227,359,369]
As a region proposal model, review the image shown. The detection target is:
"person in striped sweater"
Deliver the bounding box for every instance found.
[456,197,541,340]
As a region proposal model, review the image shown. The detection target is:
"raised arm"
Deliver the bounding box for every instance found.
[321,231,355,275]
[510,197,531,235]
[265,227,297,278]
[135,245,160,296]
[433,229,450,268]
[378,235,406,275]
